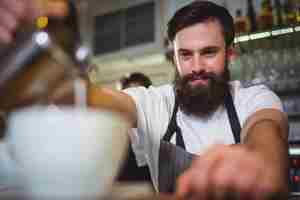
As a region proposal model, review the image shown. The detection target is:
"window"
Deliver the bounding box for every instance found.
[94,1,155,55]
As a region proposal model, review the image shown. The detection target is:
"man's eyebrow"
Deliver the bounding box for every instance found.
[177,46,220,53]
[178,48,192,53]
[200,46,219,52]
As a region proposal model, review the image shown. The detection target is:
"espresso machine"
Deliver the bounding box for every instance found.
[0,0,94,137]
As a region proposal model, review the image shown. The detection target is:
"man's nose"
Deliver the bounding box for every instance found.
[191,54,206,72]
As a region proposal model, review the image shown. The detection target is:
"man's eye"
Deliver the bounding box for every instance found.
[203,50,217,57]
[179,52,192,60]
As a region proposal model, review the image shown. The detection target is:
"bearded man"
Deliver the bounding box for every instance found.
[0,0,289,199]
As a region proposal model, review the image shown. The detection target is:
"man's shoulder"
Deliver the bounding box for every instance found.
[123,83,175,107]
[149,84,173,92]
[230,80,273,97]
[230,80,282,111]
[124,83,173,93]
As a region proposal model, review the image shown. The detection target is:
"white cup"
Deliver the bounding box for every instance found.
[3,105,129,199]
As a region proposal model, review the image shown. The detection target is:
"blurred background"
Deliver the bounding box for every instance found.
[1,0,300,197]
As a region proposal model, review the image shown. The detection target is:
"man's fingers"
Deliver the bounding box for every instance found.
[0,26,13,44]
[0,7,19,31]
[0,0,24,44]
[210,148,264,199]
[211,160,236,200]
[176,152,224,199]
[176,145,274,200]
[176,145,228,199]
[195,144,233,166]
[176,169,209,200]
[0,0,69,44]
[40,1,69,18]
[176,171,193,198]
[23,0,69,23]
[1,0,25,18]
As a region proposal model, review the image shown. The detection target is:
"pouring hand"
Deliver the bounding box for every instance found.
[0,0,68,44]
[175,144,287,200]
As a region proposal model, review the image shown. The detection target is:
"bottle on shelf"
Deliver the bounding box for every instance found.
[258,0,274,30]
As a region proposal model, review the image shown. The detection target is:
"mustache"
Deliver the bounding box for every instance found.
[174,69,229,117]
[181,71,222,84]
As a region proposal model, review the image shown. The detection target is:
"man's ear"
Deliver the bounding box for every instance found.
[172,51,177,65]
[226,45,237,62]
[165,50,174,64]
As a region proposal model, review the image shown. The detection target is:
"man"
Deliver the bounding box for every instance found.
[0,0,289,199]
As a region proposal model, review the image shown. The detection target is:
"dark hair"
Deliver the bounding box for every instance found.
[167,1,235,47]
[122,72,152,89]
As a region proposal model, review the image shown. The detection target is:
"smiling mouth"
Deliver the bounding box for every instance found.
[190,78,209,86]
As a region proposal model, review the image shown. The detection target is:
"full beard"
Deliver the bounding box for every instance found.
[174,67,230,117]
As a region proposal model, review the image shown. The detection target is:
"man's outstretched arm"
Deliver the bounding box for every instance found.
[176,108,289,200]
[242,108,289,191]
[87,81,138,128]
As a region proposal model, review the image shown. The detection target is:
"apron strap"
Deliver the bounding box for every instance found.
[163,98,179,141]
[158,141,194,193]
[162,98,186,149]
[224,89,241,143]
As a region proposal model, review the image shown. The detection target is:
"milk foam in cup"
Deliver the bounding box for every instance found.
[4,105,129,199]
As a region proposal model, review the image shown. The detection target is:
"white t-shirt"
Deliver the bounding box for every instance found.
[123,81,283,191]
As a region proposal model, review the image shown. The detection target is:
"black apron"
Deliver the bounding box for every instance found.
[158,89,241,193]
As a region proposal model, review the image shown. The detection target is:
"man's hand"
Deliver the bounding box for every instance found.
[176,144,288,200]
[0,0,68,44]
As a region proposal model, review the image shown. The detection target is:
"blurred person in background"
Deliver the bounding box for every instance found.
[118,72,153,188]
[121,72,152,89]
[0,0,289,199]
